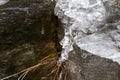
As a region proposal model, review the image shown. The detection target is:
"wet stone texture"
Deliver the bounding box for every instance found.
[67,45,120,80]
[0,0,60,79]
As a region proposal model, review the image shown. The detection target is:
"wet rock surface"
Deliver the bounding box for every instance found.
[0,44,35,78]
[0,0,56,50]
[1,0,120,80]
[0,0,60,79]
[67,45,120,80]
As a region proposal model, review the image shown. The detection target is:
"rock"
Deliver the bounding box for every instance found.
[0,0,59,79]
[0,44,35,78]
[67,45,120,80]
[0,0,56,50]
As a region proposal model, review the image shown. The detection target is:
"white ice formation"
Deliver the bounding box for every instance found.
[0,0,9,6]
[55,0,120,64]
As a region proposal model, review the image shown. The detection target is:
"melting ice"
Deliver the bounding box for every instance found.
[55,0,120,64]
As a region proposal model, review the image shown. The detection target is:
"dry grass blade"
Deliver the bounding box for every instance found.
[39,54,56,63]
[17,71,29,80]
[46,66,58,77]
[1,69,26,80]
[1,53,58,80]
[53,66,61,80]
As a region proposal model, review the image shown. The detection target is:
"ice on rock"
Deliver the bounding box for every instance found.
[55,0,120,64]
[0,0,9,5]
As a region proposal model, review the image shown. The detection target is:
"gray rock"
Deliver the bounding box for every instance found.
[68,45,120,80]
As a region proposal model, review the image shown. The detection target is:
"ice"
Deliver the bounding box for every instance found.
[0,0,9,6]
[55,0,120,64]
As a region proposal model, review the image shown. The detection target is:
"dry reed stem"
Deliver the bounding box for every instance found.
[53,66,60,80]
[46,66,58,77]
[18,71,29,80]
